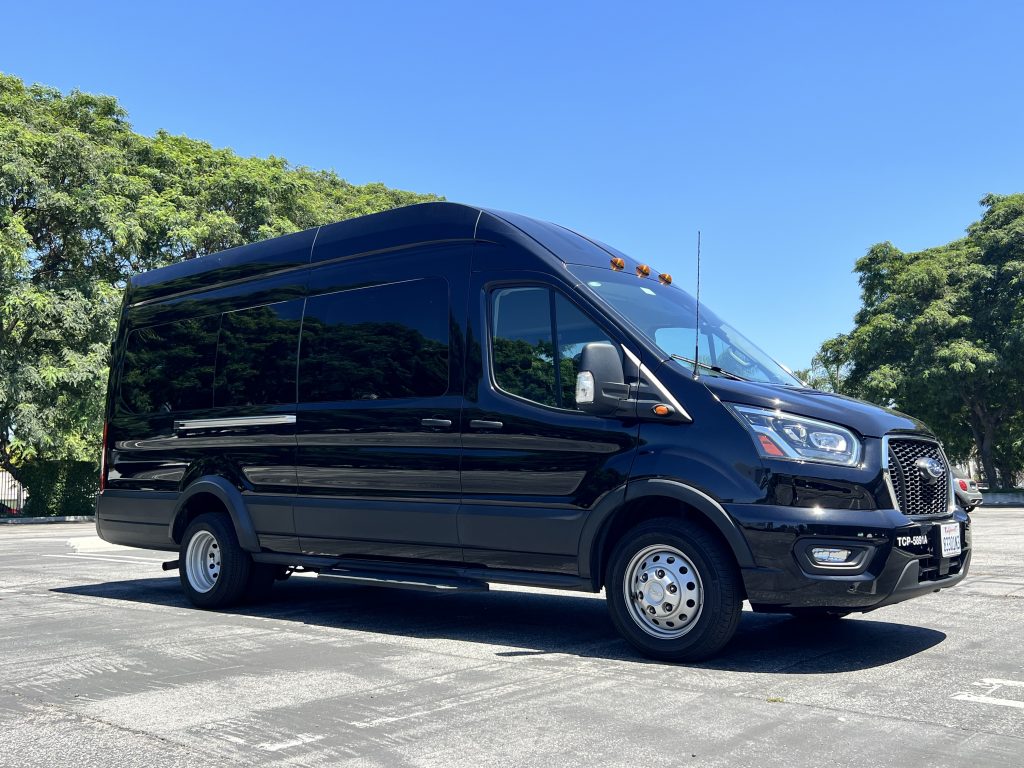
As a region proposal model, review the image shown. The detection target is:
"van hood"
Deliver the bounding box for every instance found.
[699,377,932,439]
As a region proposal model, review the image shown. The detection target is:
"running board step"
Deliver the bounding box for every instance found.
[317,568,489,593]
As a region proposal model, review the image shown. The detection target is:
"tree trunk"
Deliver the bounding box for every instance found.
[965,406,1000,489]
[995,460,1017,490]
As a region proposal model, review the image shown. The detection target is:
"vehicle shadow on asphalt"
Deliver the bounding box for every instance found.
[53,576,946,672]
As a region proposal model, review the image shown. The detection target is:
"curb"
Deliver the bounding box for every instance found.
[0,515,95,525]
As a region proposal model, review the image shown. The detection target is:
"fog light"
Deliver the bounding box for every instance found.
[810,547,853,564]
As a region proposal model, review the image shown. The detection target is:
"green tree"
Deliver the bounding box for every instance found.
[0,72,441,478]
[819,194,1024,487]
[792,349,848,394]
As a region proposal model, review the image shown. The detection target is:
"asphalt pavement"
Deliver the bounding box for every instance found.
[1,510,1022,767]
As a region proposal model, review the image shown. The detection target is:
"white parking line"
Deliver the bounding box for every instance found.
[258,734,324,752]
[952,678,1024,711]
[43,553,166,565]
[951,693,1024,710]
[978,678,1024,688]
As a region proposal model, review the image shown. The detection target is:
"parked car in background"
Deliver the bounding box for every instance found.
[955,477,984,512]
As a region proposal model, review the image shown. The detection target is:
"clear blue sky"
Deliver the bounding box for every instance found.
[5,1,1023,369]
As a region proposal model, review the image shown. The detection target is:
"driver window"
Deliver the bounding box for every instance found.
[491,287,614,410]
[554,293,615,407]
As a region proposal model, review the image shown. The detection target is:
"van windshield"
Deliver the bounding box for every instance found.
[571,266,803,386]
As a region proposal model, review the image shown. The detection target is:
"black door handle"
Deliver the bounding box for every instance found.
[469,420,503,430]
[420,418,452,428]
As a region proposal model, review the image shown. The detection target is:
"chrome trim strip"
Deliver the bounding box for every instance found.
[881,434,900,511]
[623,346,693,422]
[175,415,296,430]
[939,442,957,514]
[882,434,955,515]
[622,345,642,369]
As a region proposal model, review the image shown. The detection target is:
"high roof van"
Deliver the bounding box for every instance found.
[96,202,970,660]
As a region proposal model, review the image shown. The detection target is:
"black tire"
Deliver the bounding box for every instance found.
[179,512,253,608]
[606,518,742,662]
[785,608,850,621]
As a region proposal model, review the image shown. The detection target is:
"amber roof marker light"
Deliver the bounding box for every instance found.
[636,264,651,278]
[658,273,672,285]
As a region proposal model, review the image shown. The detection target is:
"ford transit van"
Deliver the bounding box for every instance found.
[96,202,970,660]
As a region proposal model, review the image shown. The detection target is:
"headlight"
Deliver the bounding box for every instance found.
[726,404,862,467]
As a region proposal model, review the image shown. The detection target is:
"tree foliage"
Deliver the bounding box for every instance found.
[792,351,847,394]
[820,194,1024,487]
[0,72,440,476]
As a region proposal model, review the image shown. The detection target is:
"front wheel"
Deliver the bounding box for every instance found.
[606,519,742,662]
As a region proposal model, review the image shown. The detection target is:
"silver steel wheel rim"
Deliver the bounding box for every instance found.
[185,530,221,593]
[623,544,704,639]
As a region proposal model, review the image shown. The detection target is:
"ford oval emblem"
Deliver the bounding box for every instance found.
[915,456,945,483]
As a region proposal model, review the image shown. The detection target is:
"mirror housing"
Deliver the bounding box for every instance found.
[575,342,629,415]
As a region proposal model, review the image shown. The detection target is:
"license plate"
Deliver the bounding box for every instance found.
[940,522,962,557]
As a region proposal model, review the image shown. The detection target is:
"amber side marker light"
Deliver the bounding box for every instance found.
[652,404,674,417]
[610,257,625,271]
[658,273,672,285]
[636,264,651,278]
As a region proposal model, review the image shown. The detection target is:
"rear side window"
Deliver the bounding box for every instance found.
[299,278,449,402]
[214,300,304,407]
[120,316,219,413]
[491,287,614,410]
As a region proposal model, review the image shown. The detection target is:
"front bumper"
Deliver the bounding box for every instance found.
[727,503,971,612]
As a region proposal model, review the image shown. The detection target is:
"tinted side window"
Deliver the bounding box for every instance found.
[491,287,615,410]
[299,278,449,402]
[120,316,219,413]
[492,287,557,408]
[214,300,303,407]
[554,293,615,407]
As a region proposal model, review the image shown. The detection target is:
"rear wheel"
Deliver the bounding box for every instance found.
[180,513,253,608]
[606,519,742,662]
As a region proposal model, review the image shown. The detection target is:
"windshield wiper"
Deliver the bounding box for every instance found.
[669,354,747,381]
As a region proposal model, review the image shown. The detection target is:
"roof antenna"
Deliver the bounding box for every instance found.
[693,230,701,378]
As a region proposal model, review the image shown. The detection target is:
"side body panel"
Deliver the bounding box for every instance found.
[102,270,307,552]
[457,246,641,574]
[292,242,472,561]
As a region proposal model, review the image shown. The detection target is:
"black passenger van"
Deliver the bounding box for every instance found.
[97,202,971,660]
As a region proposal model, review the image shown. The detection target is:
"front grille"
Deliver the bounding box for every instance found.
[887,437,950,516]
[918,554,964,582]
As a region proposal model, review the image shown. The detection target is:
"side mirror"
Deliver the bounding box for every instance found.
[575,342,628,415]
